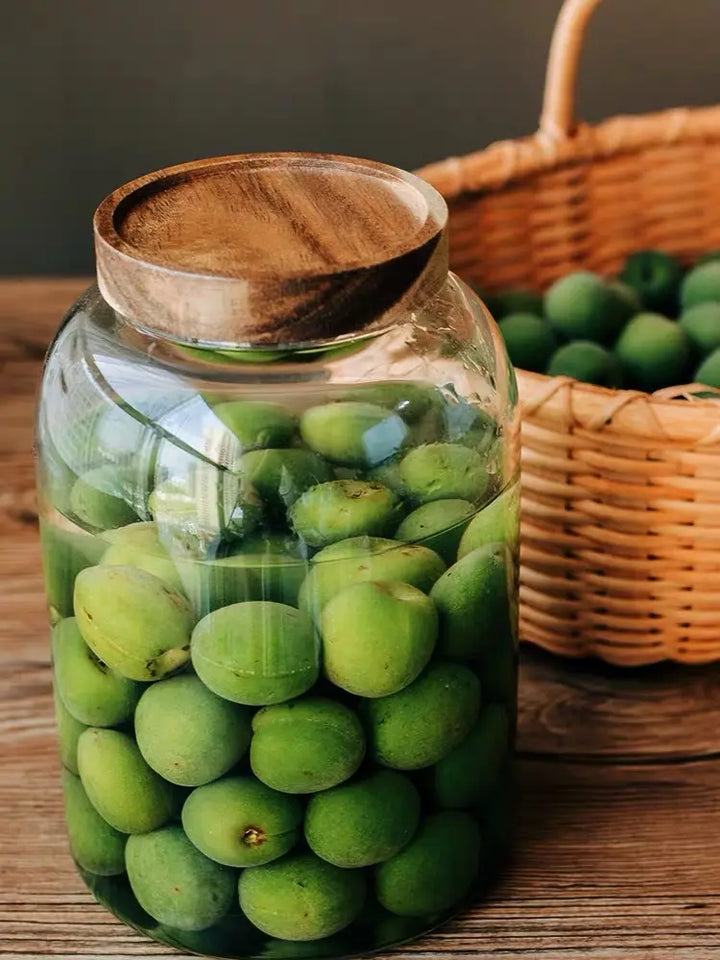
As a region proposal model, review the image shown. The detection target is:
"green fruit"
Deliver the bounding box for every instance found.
[546,341,624,387]
[486,289,543,320]
[239,448,333,513]
[298,537,446,620]
[366,460,412,498]
[300,402,408,467]
[457,483,520,559]
[54,688,87,774]
[614,313,691,391]
[681,261,720,308]
[305,769,421,868]
[433,705,511,808]
[341,382,439,424]
[375,811,480,917]
[695,347,720,388]
[40,520,107,621]
[182,776,303,867]
[62,769,126,876]
[239,852,365,941]
[290,479,400,547]
[74,566,194,681]
[678,303,720,358]
[430,545,511,661]
[77,728,180,834]
[100,522,185,594]
[608,280,643,316]
[619,250,683,314]
[125,825,236,931]
[134,675,252,786]
[192,601,318,706]
[251,697,365,793]
[438,404,497,451]
[497,313,557,372]
[364,661,481,770]
[545,271,635,345]
[53,617,142,727]
[697,251,720,267]
[399,444,489,504]
[212,400,297,449]
[395,499,474,564]
[321,581,437,697]
[69,466,140,531]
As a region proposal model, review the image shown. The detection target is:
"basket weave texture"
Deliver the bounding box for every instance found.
[418,0,720,666]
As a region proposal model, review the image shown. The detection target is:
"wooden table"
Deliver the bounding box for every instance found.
[2,279,720,959]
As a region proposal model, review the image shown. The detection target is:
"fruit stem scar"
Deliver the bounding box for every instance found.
[241,826,265,847]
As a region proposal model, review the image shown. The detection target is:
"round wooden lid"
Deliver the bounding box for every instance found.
[93,152,448,346]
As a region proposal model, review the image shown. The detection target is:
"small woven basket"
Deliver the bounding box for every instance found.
[418,0,720,666]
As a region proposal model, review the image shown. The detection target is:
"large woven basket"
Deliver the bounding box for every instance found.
[418,0,720,666]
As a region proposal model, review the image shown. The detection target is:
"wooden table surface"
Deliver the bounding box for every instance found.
[2,279,720,960]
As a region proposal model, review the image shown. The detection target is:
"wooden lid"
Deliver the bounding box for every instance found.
[93,152,448,347]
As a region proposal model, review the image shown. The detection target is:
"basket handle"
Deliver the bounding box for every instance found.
[539,0,604,141]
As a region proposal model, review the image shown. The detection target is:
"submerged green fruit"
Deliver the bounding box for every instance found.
[53,617,141,727]
[399,444,489,504]
[239,448,332,513]
[457,483,519,559]
[126,825,236,931]
[251,697,365,793]
[134,674,252,786]
[182,776,303,867]
[239,852,366,941]
[395,499,474,564]
[77,728,180,834]
[62,769,126,876]
[300,401,408,467]
[433,705,511,808]
[305,769,421,868]
[100,522,185,594]
[69,466,139,531]
[546,341,623,387]
[191,601,318,705]
[54,688,87,775]
[614,313,691,391]
[74,565,194,681]
[497,312,557,372]
[290,480,400,547]
[40,521,107,621]
[212,400,297,450]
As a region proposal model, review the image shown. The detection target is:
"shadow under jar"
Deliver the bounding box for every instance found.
[36,153,520,959]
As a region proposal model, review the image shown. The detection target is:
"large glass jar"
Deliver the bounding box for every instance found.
[36,153,520,958]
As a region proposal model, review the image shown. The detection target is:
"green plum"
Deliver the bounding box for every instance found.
[239,852,365,941]
[681,261,720,308]
[364,661,481,770]
[289,480,400,547]
[695,347,720,388]
[212,400,297,449]
[366,460,412,498]
[192,601,318,705]
[320,580,437,697]
[544,271,635,345]
[341,382,439,424]
[546,341,624,387]
[305,770,421,868]
[134,675,252,786]
[498,312,557,372]
[54,688,87,774]
[125,825,236,931]
[679,303,720,358]
[77,728,180,834]
[619,250,683,314]
[375,811,481,917]
[182,776,303,867]
[433,705,511,808]
[457,483,520,559]
[53,617,142,726]
[62,769,126,875]
[39,520,107,621]
[74,565,194,681]
[300,402,407,467]
[614,313,691,391]
[395,499,474,564]
[239,448,332,513]
[69,466,139,531]
[399,444,489,504]
[100,522,185,594]
[251,697,365,793]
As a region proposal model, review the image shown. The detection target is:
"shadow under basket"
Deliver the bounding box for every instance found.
[418,0,720,666]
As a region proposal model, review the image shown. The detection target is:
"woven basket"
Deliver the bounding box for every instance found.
[418,0,720,667]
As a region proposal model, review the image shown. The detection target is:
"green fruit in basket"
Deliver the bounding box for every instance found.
[546,341,624,387]
[239,448,333,513]
[126,825,236,931]
[289,479,400,547]
[395,499,474,564]
[239,852,366,941]
[497,313,557,372]
[53,617,142,727]
[399,444,489,504]
[433,704,510,809]
[70,466,140,531]
[681,262,720,309]
[485,289,543,320]
[678,303,720,358]
[62,769,126,876]
[695,347,720,388]
[300,401,408,467]
[135,674,252,786]
[544,271,634,345]
[182,776,303,867]
[54,688,87,774]
[212,400,297,450]
[77,728,180,834]
[100,522,185,594]
[305,769,421,868]
[619,250,683,314]
[191,601,318,706]
[74,565,194,681]
[614,313,691,391]
[375,811,481,917]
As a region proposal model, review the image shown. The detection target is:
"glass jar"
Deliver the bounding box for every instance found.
[36,153,519,958]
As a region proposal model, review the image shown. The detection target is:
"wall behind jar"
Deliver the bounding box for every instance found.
[3,0,718,275]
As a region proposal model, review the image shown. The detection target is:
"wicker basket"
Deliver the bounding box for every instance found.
[418,0,720,666]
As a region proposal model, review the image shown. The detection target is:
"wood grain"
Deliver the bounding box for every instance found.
[2,279,720,958]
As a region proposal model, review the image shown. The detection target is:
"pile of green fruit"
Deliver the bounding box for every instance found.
[488,250,720,392]
[44,385,518,955]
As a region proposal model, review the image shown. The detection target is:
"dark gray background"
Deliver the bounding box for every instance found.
[4,0,719,274]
